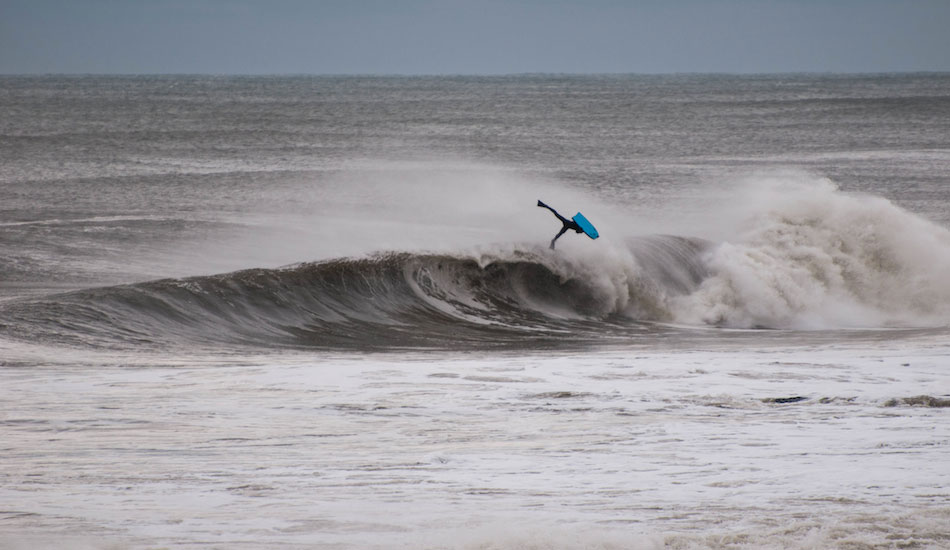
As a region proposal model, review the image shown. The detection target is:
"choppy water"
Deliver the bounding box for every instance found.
[1,74,949,549]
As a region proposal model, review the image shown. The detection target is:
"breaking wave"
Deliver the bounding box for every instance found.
[2,177,950,350]
[671,176,950,329]
[0,238,708,350]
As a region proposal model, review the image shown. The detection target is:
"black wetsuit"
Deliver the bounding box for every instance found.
[537,200,583,249]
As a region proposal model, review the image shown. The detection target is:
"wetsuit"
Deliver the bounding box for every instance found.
[537,200,583,249]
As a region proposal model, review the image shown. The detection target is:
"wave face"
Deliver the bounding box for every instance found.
[0,237,709,351]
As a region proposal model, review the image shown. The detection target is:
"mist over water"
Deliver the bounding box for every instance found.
[2,74,949,549]
[5,168,950,352]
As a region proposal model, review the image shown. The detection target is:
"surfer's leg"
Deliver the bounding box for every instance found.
[537,200,570,224]
[537,200,558,215]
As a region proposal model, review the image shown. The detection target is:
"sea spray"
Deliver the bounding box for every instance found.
[673,174,950,328]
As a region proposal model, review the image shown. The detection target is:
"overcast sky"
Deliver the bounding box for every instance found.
[2,0,949,74]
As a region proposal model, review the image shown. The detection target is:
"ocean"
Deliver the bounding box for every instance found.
[1,74,949,549]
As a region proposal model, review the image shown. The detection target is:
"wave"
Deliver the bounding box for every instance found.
[3,177,950,350]
[0,237,708,350]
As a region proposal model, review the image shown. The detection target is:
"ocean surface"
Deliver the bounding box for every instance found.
[1,74,949,549]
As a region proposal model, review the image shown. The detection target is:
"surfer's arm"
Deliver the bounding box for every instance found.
[550,225,570,249]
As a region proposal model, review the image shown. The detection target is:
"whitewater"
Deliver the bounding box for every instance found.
[1,74,949,549]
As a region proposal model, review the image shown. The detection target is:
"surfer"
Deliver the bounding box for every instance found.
[537,200,584,249]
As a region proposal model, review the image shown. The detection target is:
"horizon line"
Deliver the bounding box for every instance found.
[3,70,950,78]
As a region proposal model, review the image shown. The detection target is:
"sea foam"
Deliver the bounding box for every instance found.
[670,174,950,328]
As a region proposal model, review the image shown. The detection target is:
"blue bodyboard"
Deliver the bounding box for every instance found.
[572,212,599,239]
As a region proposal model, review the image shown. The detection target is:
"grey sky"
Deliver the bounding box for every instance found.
[2,0,948,74]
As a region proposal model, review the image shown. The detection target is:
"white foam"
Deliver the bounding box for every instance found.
[671,172,950,328]
[1,344,947,549]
